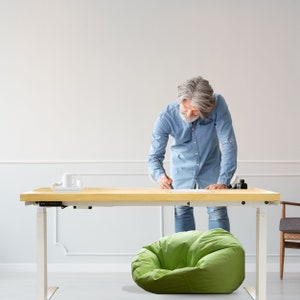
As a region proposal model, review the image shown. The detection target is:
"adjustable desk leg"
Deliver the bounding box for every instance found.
[244,206,267,300]
[37,207,58,300]
[256,206,267,300]
[37,207,47,300]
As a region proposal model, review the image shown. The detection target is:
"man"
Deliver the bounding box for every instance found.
[148,76,237,232]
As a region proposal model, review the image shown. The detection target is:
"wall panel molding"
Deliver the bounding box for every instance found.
[4,159,298,260]
[53,206,165,257]
[1,159,300,164]
[0,160,148,164]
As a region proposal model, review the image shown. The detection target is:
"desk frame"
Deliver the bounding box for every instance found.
[21,187,280,300]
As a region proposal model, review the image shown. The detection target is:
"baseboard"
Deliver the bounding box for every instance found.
[246,263,300,273]
[1,263,300,273]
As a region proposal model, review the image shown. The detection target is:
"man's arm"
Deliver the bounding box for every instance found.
[148,114,172,186]
[214,95,238,186]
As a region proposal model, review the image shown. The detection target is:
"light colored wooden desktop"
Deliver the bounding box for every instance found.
[20,187,280,300]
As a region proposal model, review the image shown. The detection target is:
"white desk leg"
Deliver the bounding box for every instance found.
[37,207,58,300]
[37,207,48,300]
[244,206,267,300]
[256,206,267,300]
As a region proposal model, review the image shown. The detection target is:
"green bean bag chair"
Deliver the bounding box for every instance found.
[131,229,245,294]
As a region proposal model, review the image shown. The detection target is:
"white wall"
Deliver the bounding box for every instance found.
[1,0,300,272]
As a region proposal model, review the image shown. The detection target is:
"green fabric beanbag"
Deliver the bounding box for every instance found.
[131,229,245,294]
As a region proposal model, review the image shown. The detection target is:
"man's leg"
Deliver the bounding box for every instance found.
[207,206,230,232]
[175,205,195,232]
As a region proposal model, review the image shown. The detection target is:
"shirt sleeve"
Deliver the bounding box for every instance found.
[214,95,238,185]
[147,112,170,182]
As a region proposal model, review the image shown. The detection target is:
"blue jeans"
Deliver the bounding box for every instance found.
[175,205,230,232]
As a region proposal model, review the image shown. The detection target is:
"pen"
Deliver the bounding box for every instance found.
[157,158,174,189]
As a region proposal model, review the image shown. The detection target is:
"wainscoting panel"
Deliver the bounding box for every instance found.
[1,160,300,269]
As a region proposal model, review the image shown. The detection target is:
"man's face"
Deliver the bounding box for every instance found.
[179,99,200,123]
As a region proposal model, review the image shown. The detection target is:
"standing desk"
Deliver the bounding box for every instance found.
[20,187,280,300]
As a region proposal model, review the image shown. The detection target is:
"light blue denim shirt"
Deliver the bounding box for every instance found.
[148,94,237,189]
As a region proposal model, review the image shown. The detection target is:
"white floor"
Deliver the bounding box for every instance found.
[0,272,299,300]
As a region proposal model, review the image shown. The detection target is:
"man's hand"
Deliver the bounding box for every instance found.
[205,184,228,190]
[159,175,173,189]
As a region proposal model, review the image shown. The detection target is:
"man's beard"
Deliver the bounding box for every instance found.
[179,112,200,123]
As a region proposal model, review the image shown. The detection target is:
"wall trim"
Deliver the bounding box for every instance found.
[239,160,300,164]
[0,160,148,164]
[1,159,300,164]
[238,174,300,177]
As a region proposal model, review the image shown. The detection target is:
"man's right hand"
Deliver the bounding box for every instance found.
[159,175,173,189]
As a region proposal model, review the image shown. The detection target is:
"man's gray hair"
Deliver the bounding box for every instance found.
[177,76,215,119]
